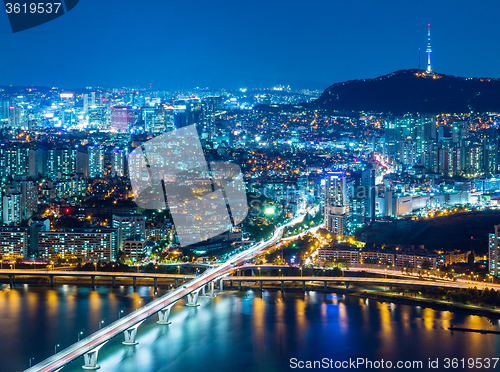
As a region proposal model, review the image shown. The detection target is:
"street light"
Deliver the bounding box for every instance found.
[29,357,35,368]
[177,265,180,275]
[119,309,124,319]
[99,320,104,330]
[78,331,84,341]
[300,267,303,277]
[54,344,60,354]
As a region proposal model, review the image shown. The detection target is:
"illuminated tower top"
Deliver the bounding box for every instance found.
[426,24,432,72]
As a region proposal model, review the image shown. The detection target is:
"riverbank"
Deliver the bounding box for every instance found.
[352,290,500,318]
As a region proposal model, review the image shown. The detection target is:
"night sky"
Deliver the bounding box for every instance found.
[0,0,499,90]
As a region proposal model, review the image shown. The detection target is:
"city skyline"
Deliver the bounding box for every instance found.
[2,2,500,372]
[0,0,499,90]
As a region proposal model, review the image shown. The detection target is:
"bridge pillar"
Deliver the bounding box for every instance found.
[133,277,136,288]
[112,276,116,288]
[82,342,107,370]
[201,284,206,296]
[8,275,14,289]
[122,320,145,345]
[260,280,263,291]
[91,276,95,287]
[219,279,223,292]
[238,281,242,291]
[186,289,201,307]
[50,275,54,287]
[302,281,306,291]
[174,278,178,288]
[324,281,327,291]
[157,303,175,325]
[281,281,284,292]
[345,283,350,289]
[154,277,157,290]
[389,286,393,291]
[209,281,216,297]
[229,280,232,289]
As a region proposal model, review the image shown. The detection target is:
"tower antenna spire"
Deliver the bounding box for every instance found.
[419,48,421,70]
[426,23,432,72]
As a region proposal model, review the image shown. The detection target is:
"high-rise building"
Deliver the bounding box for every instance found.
[88,146,105,178]
[484,130,498,175]
[362,167,376,223]
[112,214,146,250]
[324,171,353,235]
[41,146,80,179]
[0,145,30,177]
[110,106,135,133]
[83,93,89,113]
[38,228,116,262]
[111,148,127,177]
[489,224,500,278]
[201,97,221,141]
[3,193,22,225]
[0,227,27,259]
[173,98,202,129]
[28,219,50,257]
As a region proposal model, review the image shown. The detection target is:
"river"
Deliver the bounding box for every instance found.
[0,284,499,372]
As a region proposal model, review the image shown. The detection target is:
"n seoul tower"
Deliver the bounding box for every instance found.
[426,24,432,72]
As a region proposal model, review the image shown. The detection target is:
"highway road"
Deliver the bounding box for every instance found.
[0,270,196,280]
[223,276,495,291]
[24,213,306,372]
[347,267,500,289]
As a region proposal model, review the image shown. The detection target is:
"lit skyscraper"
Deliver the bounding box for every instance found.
[110,106,135,133]
[324,171,353,235]
[88,146,105,178]
[489,224,500,278]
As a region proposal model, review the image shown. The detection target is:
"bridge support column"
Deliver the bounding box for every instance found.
[201,285,206,296]
[82,342,107,370]
[133,277,136,288]
[112,277,116,288]
[260,281,263,291]
[345,283,349,289]
[154,277,157,290]
[389,286,393,291]
[324,281,327,291]
[219,279,223,292]
[238,281,242,291]
[302,281,306,291]
[50,275,54,287]
[229,280,232,289]
[91,276,95,287]
[8,275,14,289]
[157,303,175,325]
[281,281,284,292]
[174,279,178,288]
[186,289,201,307]
[122,320,145,345]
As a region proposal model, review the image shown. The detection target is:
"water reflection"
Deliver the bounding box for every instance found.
[0,286,499,372]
